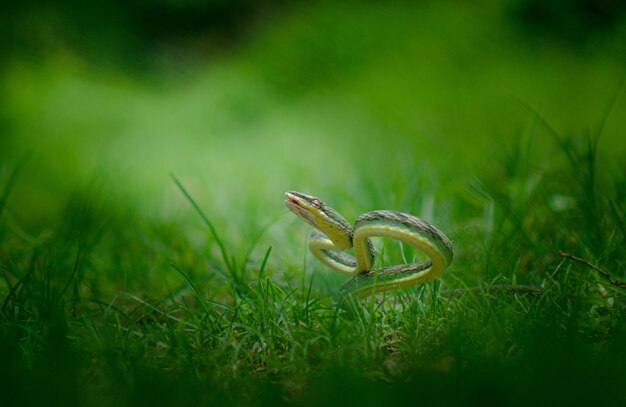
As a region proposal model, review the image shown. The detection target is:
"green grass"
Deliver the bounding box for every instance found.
[1,1,626,405]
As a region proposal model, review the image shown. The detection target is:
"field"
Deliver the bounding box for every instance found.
[1,1,626,405]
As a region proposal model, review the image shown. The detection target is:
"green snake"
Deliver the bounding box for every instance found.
[284,191,453,296]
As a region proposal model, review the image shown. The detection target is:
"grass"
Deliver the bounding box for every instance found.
[1,117,625,405]
[1,1,626,405]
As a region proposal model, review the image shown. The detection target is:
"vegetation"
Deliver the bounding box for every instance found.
[1,1,625,405]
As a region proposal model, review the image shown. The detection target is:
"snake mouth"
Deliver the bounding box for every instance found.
[284,199,306,215]
[284,192,303,213]
[284,191,319,228]
[285,197,299,206]
[284,191,304,208]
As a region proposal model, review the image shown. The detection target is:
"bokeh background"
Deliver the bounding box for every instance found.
[2,0,626,294]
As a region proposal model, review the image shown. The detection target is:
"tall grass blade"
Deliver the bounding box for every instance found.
[54,243,81,307]
[170,262,210,315]
[170,173,236,279]
[0,153,31,223]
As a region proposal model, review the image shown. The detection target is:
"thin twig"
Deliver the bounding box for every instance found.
[559,251,626,289]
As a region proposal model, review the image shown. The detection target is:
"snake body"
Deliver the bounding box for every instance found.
[284,191,453,296]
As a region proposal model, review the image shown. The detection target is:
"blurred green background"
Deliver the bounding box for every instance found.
[2,0,626,297]
[2,0,625,220]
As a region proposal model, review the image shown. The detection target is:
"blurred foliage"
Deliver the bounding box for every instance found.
[0,0,289,66]
[2,0,626,66]
[512,0,626,44]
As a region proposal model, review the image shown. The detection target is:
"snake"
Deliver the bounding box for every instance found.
[284,191,453,296]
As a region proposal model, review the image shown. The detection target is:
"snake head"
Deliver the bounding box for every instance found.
[284,191,353,249]
[284,191,325,228]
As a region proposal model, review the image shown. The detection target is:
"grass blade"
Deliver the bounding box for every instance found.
[170,173,235,278]
[0,152,31,222]
[170,261,210,315]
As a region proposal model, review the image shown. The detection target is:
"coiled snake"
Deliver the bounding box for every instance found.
[285,191,453,296]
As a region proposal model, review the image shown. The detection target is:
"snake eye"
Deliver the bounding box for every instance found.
[311,198,322,208]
